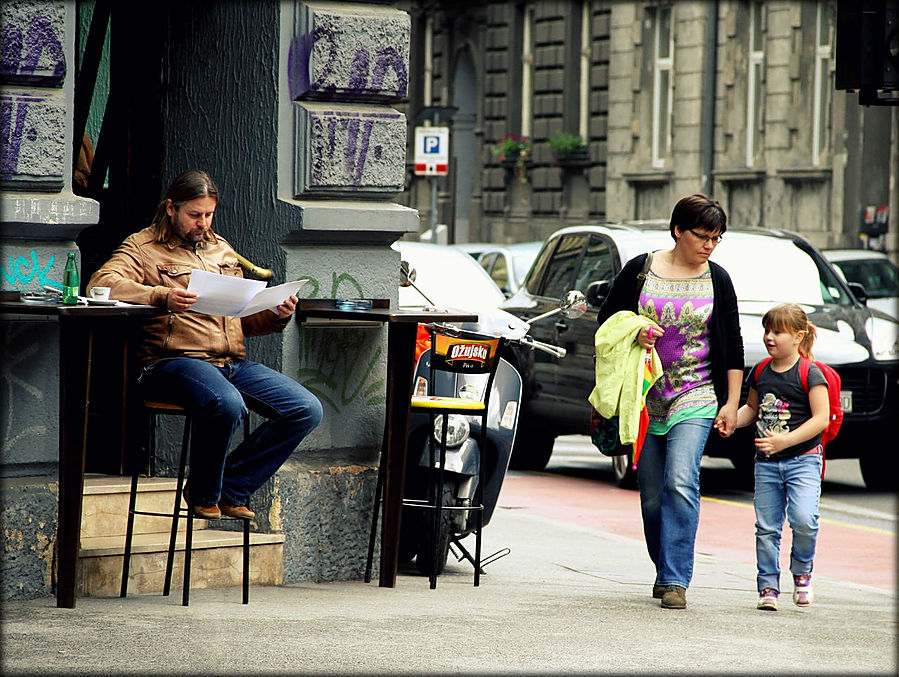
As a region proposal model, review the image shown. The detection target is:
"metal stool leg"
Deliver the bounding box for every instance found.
[120,471,139,598]
[429,415,449,590]
[164,414,191,597]
[242,519,250,604]
[182,509,193,606]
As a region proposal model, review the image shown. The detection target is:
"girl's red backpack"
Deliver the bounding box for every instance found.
[754,356,843,446]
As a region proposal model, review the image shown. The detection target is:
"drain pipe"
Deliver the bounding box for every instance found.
[701,0,719,197]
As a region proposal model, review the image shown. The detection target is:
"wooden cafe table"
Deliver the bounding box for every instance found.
[0,295,164,608]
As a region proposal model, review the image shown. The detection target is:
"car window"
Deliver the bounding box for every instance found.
[540,234,588,299]
[525,240,556,295]
[833,259,899,299]
[574,235,615,293]
[491,254,510,291]
[478,252,497,275]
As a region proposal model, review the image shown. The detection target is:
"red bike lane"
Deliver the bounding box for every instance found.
[498,471,896,591]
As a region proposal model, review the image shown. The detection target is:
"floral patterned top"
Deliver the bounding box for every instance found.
[639,270,718,433]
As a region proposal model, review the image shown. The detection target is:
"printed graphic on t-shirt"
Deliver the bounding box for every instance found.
[757,392,791,435]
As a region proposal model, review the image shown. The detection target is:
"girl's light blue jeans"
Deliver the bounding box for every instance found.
[754,451,822,593]
[637,417,713,589]
[140,357,323,507]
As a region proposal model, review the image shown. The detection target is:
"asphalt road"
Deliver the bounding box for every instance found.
[543,434,898,534]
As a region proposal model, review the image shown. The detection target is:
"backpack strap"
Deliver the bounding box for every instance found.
[798,356,810,392]
[753,357,773,382]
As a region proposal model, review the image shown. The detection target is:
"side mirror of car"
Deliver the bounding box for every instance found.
[585,280,610,307]
[847,281,868,305]
[559,290,588,319]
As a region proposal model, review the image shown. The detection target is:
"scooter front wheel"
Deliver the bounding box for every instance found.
[414,483,456,577]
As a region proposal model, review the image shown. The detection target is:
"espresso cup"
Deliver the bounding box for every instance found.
[89,286,111,301]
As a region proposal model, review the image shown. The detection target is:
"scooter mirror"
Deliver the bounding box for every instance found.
[399,260,417,287]
[559,290,587,318]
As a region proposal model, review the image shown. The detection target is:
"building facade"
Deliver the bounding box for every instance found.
[400,0,898,257]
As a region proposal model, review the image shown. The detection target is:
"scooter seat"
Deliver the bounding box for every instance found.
[410,395,485,411]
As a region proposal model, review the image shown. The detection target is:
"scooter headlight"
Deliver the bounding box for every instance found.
[433,414,470,447]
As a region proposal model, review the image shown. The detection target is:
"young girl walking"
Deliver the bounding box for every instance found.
[735,303,830,611]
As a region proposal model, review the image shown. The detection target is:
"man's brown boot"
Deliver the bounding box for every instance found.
[660,585,687,609]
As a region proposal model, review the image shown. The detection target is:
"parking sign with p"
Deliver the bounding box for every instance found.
[414,127,449,176]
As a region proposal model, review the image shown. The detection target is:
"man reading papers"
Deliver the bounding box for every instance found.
[88,170,322,520]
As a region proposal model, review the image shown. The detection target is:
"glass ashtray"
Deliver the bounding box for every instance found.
[21,292,60,304]
[335,298,372,311]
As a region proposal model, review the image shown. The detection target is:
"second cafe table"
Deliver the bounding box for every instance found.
[295,300,478,587]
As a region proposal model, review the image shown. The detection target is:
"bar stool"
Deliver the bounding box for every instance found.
[365,324,505,589]
[120,401,252,606]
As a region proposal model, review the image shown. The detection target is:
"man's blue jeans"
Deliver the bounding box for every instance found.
[140,357,323,507]
[754,450,822,593]
[637,417,713,589]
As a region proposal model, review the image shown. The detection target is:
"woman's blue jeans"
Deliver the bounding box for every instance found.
[637,418,713,589]
[754,451,822,593]
[140,357,323,507]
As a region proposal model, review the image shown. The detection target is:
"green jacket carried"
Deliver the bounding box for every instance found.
[588,310,664,445]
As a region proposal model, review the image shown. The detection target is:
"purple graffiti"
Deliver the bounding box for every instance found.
[288,21,407,100]
[344,118,375,185]
[0,15,66,84]
[371,46,407,99]
[348,47,369,92]
[1,95,33,178]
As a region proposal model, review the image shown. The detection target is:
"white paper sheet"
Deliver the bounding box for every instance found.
[186,269,311,317]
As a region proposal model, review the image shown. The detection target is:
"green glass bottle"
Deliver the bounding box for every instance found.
[62,252,79,305]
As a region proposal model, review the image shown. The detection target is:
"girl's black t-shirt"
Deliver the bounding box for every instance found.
[748,358,827,461]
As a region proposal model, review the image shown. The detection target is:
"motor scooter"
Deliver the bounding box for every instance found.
[397,263,587,576]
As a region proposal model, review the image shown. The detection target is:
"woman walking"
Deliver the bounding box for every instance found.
[597,194,744,609]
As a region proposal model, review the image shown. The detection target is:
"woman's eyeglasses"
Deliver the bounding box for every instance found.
[686,230,723,246]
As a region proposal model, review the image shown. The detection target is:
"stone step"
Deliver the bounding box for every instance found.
[81,474,209,539]
[78,474,284,598]
[79,530,285,597]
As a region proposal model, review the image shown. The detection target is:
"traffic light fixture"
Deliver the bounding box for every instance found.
[836,0,899,104]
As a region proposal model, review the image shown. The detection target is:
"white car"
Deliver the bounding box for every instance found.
[451,242,543,297]
[823,249,899,320]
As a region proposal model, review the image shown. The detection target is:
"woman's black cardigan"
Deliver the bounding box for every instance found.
[597,253,745,408]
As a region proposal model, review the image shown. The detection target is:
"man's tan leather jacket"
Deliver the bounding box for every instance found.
[88,226,287,366]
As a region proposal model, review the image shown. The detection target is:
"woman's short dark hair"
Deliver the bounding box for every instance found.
[151,170,219,242]
[669,194,727,238]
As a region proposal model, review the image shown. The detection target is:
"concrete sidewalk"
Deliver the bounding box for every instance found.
[2,503,895,675]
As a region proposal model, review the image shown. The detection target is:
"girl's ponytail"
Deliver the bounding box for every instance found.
[799,320,817,361]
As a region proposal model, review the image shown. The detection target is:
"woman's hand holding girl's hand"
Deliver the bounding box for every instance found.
[754,429,788,455]
[713,402,738,437]
[637,324,664,349]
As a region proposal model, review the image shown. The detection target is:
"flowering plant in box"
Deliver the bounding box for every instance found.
[491,134,531,183]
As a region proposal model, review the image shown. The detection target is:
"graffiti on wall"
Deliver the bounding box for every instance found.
[294,271,386,413]
[1,93,65,188]
[1,324,50,455]
[2,249,62,291]
[0,7,66,84]
[297,103,405,195]
[288,14,408,101]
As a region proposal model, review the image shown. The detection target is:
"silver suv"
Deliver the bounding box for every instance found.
[500,221,899,490]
